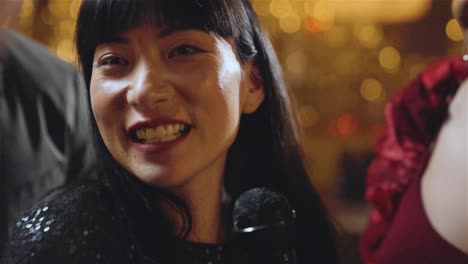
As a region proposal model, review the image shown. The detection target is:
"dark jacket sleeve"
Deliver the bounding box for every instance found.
[64,66,97,184]
[0,32,98,257]
[1,183,136,264]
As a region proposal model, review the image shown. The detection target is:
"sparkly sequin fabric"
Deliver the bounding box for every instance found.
[2,183,138,264]
[1,182,255,264]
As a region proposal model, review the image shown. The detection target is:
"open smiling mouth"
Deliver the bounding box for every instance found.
[130,123,192,144]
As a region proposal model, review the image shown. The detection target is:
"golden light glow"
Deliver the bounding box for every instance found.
[280,14,302,33]
[379,47,401,72]
[327,0,431,23]
[69,0,82,19]
[48,1,69,19]
[354,24,383,49]
[18,0,34,30]
[298,105,320,128]
[270,0,293,19]
[56,39,75,63]
[286,50,307,75]
[446,18,464,42]
[360,78,384,102]
[336,114,358,137]
[323,25,349,48]
[258,0,430,23]
[40,8,55,25]
[304,0,315,16]
[54,20,75,39]
[252,0,270,17]
[305,0,335,24]
[303,0,334,32]
[304,16,332,33]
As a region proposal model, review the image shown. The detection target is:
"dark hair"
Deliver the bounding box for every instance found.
[76,0,339,263]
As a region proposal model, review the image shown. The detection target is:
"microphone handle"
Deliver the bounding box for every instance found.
[257,248,296,264]
[282,248,297,264]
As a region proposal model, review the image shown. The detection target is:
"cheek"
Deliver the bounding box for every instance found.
[187,65,242,118]
[89,78,125,134]
[90,81,107,128]
[216,41,246,109]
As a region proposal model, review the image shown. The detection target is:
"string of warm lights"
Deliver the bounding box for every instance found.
[6,0,464,190]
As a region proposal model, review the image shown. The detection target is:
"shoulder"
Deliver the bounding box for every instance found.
[419,56,468,89]
[2,181,136,264]
[360,56,468,262]
[5,30,77,77]
[4,31,84,113]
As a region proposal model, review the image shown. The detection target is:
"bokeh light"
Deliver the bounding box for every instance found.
[304,0,335,32]
[280,14,302,33]
[56,39,75,62]
[332,114,359,137]
[269,0,293,19]
[54,20,74,39]
[286,50,307,75]
[69,0,82,19]
[354,24,384,49]
[379,47,401,73]
[360,78,384,102]
[446,18,464,42]
[48,1,69,19]
[322,25,349,48]
[40,8,55,25]
[18,0,34,30]
[298,105,320,128]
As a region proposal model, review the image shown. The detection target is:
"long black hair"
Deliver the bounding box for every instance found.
[76,0,339,263]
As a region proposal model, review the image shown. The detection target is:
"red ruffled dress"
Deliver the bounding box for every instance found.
[359,56,468,264]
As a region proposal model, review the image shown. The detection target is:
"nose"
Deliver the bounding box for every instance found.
[126,61,175,112]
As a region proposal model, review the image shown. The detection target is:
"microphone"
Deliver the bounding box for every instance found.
[232,188,297,264]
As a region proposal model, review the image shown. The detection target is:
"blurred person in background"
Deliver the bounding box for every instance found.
[360,0,468,263]
[0,0,96,257]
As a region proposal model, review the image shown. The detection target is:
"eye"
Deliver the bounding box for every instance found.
[97,55,129,67]
[168,44,203,58]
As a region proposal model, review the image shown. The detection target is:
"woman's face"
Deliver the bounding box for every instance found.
[90,26,263,191]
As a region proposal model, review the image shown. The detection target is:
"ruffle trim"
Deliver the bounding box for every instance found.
[359,56,468,263]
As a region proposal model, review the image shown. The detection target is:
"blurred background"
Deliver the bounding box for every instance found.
[2,0,464,263]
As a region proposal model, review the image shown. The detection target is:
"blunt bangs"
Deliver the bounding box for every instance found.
[76,0,257,86]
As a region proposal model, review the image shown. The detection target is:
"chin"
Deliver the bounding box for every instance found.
[134,170,188,189]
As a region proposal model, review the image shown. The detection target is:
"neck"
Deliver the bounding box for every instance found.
[162,155,228,244]
[184,187,227,243]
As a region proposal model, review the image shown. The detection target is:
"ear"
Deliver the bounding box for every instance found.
[242,62,265,114]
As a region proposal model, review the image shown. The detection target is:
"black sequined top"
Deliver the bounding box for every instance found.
[1,182,257,264]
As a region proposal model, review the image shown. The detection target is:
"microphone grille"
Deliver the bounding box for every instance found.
[232,188,293,230]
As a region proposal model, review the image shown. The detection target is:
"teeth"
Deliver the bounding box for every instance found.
[155,126,165,138]
[166,125,174,135]
[134,123,188,143]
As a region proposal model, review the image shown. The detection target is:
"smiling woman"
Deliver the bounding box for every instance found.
[2,1,339,264]
[90,27,256,192]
